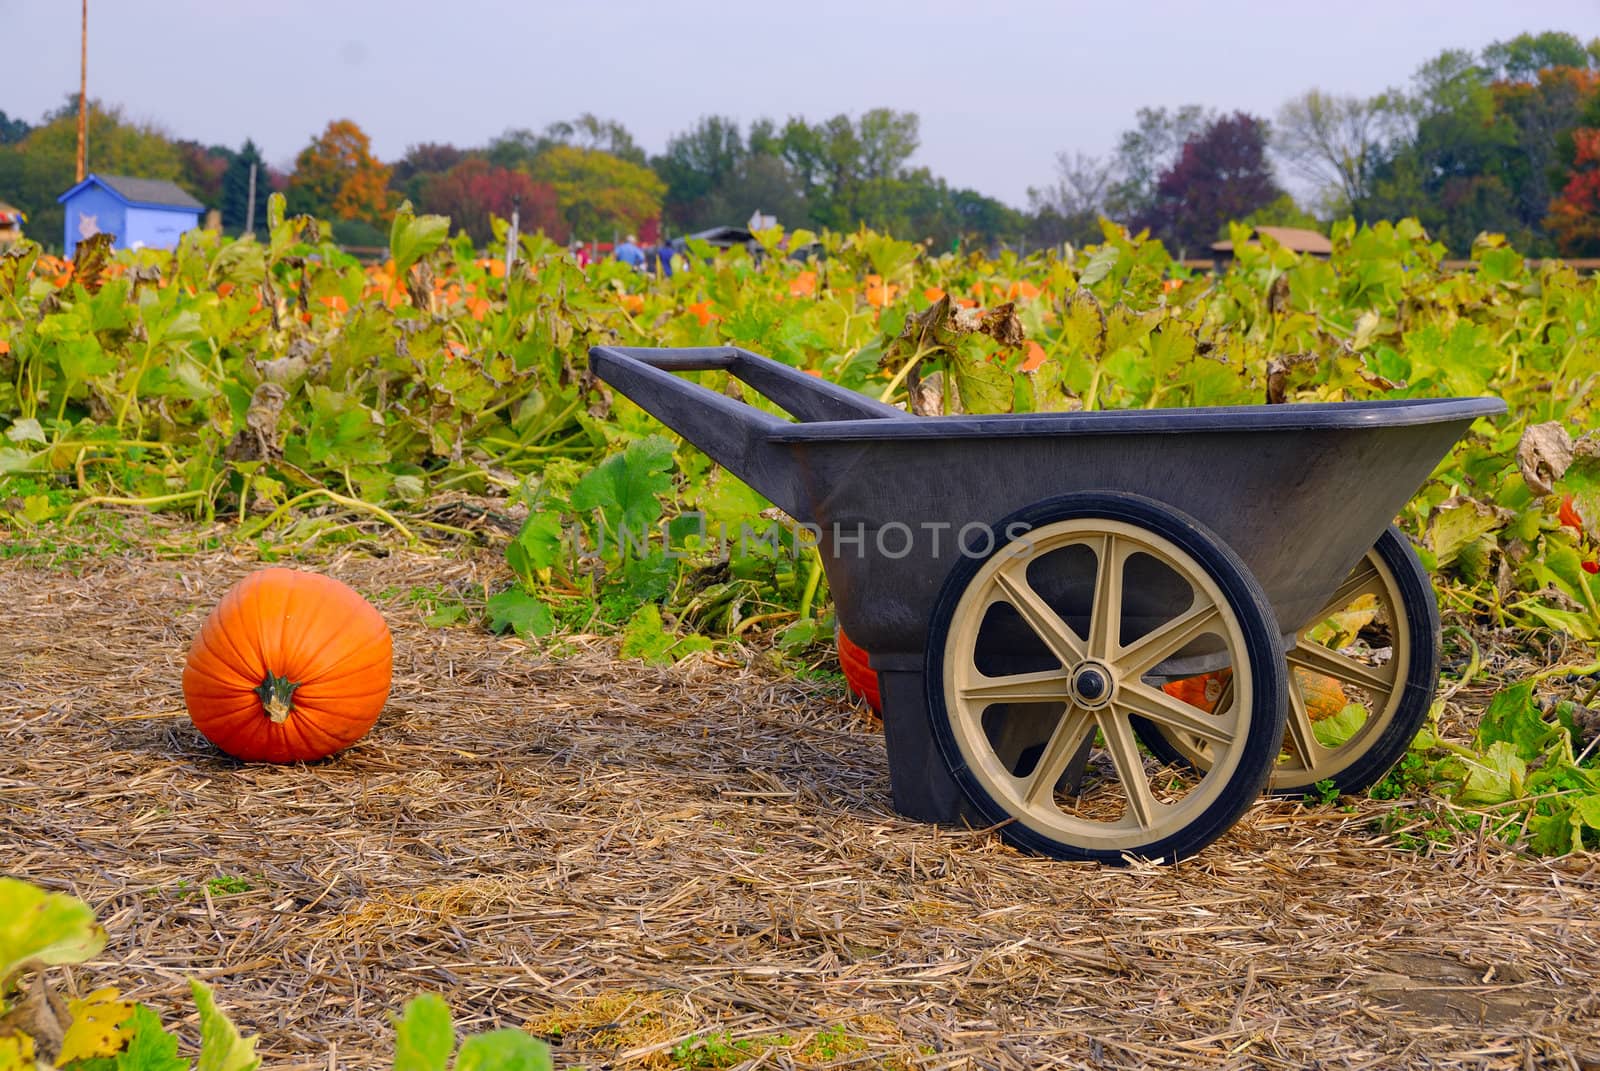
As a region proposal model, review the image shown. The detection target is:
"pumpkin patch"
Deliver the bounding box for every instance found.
[182,569,393,762]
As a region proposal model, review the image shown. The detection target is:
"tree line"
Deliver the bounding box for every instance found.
[1032,31,1600,257]
[1,29,1597,257]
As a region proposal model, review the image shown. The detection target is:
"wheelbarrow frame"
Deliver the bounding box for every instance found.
[589,344,1506,859]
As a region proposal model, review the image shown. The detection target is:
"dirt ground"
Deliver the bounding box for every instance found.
[3,532,1599,1071]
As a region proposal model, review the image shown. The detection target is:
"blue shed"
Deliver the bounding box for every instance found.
[57,174,204,257]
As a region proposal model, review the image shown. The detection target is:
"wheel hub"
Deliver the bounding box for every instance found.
[1070,660,1116,709]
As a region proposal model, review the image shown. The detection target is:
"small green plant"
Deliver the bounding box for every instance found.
[1305,778,1341,806]
[802,1025,866,1061]
[0,878,552,1071]
[205,876,252,897]
[1369,750,1430,801]
[670,1031,790,1069]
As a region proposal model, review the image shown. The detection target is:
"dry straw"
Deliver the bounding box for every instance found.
[3,525,1599,1069]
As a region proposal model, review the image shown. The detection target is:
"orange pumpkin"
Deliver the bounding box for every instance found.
[1294,668,1348,721]
[1161,667,1348,721]
[182,569,393,762]
[837,628,881,715]
[1162,669,1231,712]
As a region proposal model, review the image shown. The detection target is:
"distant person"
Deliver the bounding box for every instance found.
[613,234,646,270]
[571,240,591,267]
[650,241,674,278]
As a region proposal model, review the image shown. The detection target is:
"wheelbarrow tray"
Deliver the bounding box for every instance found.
[589,346,1504,667]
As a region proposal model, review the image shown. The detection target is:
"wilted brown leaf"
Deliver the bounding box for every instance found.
[1516,422,1573,495]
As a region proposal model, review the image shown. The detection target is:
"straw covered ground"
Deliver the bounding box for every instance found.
[4,525,1600,1071]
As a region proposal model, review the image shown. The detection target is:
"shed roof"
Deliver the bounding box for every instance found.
[57,174,204,211]
[1211,226,1332,256]
[688,225,755,247]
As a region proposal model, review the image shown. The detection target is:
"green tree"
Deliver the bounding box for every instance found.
[1483,31,1597,83]
[0,109,30,145]
[701,154,810,232]
[1274,90,1396,217]
[1365,49,1524,252]
[488,115,646,171]
[529,145,664,240]
[221,139,273,236]
[1494,68,1600,247]
[778,109,922,230]
[0,98,182,251]
[654,115,746,230]
[1027,151,1113,247]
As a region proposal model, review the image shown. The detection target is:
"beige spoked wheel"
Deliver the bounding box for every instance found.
[1140,526,1440,795]
[925,492,1287,864]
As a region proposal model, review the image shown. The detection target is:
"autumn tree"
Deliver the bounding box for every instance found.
[423,158,562,244]
[1548,87,1600,254]
[176,140,232,207]
[529,145,664,240]
[391,142,468,207]
[287,119,393,226]
[1136,112,1284,254]
[1104,105,1213,221]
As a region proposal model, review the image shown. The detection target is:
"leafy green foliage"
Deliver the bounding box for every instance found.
[5,203,1600,852]
[191,982,258,1071]
[0,877,107,985]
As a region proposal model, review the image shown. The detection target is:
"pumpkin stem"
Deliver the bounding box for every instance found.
[254,671,300,724]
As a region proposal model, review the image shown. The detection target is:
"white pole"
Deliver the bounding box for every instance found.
[504,196,520,278]
[244,162,257,235]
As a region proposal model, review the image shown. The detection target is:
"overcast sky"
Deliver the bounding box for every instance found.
[6,0,1599,208]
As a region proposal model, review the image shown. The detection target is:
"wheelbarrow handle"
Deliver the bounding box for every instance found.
[588,345,904,521]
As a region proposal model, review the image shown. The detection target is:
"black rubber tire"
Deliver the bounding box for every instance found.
[924,491,1288,865]
[1138,525,1440,797]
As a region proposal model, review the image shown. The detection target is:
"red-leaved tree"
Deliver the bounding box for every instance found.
[1135,112,1285,255]
[1548,127,1600,255]
[422,158,563,245]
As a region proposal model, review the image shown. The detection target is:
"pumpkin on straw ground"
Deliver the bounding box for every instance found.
[182,568,393,762]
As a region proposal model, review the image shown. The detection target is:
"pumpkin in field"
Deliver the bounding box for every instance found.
[1161,667,1349,721]
[837,628,881,715]
[1162,669,1232,712]
[1293,668,1349,721]
[182,568,393,762]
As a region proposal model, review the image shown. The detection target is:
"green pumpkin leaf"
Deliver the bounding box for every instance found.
[571,435,675,539]
[390,202,452,278]
[452,1030,551,1071]
[392,994,453,1071]
[1454,740,1525,806]
[190,982,259,1071]
[1474,683,1562,760]
[485,589,554,639]
[0,878,107,988]
[505,511,565,583]
[116,1005,189,1071]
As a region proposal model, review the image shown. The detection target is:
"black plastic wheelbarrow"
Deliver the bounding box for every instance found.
[590,344,1506,863]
